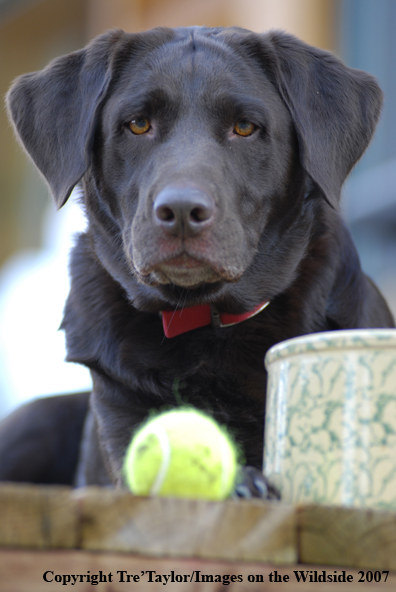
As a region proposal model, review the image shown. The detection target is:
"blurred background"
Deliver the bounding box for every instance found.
[0,0,395,418]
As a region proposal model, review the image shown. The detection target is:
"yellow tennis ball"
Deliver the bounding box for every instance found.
[123,408,238,500]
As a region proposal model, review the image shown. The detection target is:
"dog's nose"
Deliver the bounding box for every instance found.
[153,186,215,237]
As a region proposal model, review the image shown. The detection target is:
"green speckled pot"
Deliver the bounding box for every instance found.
[263,329,396,509]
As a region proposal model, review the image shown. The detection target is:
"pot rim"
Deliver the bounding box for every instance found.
[265,328,396,368]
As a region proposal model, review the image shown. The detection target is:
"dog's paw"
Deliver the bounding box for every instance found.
[232,465,280,500]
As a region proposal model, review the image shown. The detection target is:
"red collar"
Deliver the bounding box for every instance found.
[161,301,269,338]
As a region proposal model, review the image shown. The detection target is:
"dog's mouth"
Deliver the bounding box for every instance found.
[147,253,224,288]
[163,254,205,270]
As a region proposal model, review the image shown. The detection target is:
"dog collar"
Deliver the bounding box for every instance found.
[161,301,269,338]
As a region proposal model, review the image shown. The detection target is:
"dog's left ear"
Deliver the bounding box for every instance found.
[260,32,383,208]
[6,30,127,209]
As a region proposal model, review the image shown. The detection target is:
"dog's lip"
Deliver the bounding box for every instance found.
[137,252,228,288]
[136,251,243,285]
[161,254,206,269]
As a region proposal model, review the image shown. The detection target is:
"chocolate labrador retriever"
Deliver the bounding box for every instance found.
[1,26,394,493]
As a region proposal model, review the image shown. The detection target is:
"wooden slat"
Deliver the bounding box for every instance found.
[298,504,396,571]
[0,483,78,549]
[1,483,396,574]
[73,487,297,564]
[1,549,395,592]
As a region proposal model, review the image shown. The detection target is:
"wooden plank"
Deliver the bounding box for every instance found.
[1,549,395,592]
[0,483,78,549]
[298,504,396,571]
[74,487,297,564]
[2,483,396,574]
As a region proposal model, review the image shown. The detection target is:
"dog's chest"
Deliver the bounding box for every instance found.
[129,322,269,411]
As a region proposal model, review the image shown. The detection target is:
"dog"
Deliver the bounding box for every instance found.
[0,26,394,494]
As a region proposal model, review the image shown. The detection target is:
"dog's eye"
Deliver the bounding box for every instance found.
[234,120,256,137]
[129,117,151,135]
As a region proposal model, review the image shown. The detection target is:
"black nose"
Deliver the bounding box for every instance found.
[153,186,215,238]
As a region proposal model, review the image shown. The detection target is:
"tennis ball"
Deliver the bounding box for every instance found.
[123,408,238,500]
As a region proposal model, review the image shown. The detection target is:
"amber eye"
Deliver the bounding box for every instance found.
[234,120,256,137]
[129,117,151,135]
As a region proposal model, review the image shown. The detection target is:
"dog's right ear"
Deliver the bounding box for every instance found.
[6,30,126,209]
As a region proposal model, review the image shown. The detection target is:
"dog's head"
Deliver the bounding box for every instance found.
[7,27,382,312]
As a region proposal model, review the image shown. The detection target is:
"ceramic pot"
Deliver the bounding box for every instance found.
[263,329,396,509]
